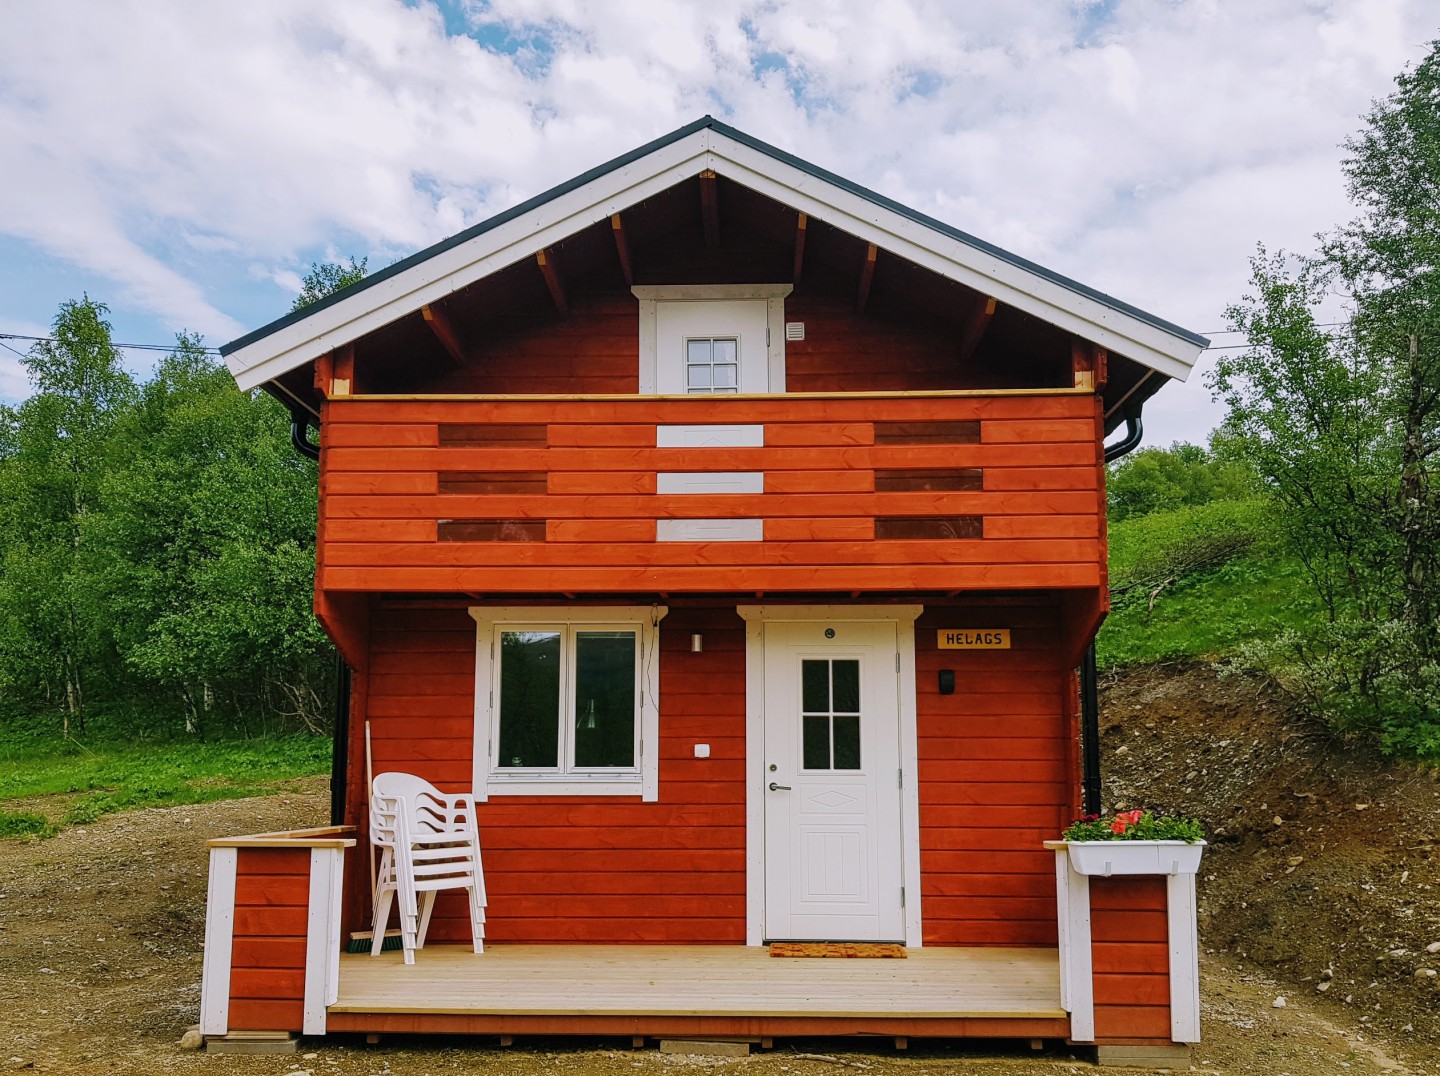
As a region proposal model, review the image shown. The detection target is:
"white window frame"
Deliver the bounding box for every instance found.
[633,284,792,394]
[470,605,667,800]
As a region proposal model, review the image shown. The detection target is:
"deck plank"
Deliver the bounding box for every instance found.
[332,944,1064,1019]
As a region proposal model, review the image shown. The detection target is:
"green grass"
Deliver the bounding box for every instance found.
[0,722,330,835]
[1098,551,1323,666]
[1097,499,1327,667]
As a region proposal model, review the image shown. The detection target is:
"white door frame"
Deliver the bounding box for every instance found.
[738,604,924,947]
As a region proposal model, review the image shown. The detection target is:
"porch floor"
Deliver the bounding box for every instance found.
[331,944,1065,1020]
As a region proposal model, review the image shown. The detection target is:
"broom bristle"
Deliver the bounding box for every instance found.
[346,930,405,953]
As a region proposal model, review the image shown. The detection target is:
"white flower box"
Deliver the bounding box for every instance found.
[1064,839,1206,877]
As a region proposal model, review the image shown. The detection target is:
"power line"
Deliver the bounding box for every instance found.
[0,319,1353,360]
[0,332,223,356]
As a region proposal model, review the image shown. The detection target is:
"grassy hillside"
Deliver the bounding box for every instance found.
[0,707,329,837]
[1097,498,1325,668]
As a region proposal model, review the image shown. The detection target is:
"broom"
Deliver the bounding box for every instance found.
[348,720,403,953]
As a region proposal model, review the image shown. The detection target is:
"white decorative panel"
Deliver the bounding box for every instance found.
[656,518,764,542]
[656,424,765,447]
[657,472,764,494]
[800,829,866,902]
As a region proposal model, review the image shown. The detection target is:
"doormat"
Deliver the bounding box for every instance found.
[769,942,907,958]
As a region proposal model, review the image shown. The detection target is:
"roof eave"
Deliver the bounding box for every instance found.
[225,118,1207,391]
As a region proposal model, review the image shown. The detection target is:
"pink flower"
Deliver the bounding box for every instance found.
[1111,809,1144,834]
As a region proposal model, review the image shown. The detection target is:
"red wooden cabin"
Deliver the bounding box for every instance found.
[201,118,1207,1066]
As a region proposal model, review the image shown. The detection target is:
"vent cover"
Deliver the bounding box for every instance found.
[784,322,805,341]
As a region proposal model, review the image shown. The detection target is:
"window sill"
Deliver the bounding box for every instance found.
[481,777,645,798]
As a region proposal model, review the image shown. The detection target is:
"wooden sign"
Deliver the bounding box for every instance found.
[937,629,1010,650]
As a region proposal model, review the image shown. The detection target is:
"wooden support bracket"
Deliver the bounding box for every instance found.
[313,345,354,397]
[699,169,720,247]
[421,304,466,367]
[958,294,997,364]
[536,249,568,316]
[1071,339,1107,391]
[611,213,634,286]
[792,211,808,283]
[856,242,878,312]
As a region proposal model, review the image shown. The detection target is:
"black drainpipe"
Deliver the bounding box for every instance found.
[283,400,346,820]
[331,658,351,825]
[1081,404,1145,816]
[289,405,321,462]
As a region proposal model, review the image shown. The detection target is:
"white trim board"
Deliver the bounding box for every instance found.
[199,847,238,1036]
[303,847,345,1035]
[737,604,923,947]
[225,126,1204,391]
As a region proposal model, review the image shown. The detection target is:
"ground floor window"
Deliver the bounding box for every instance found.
[470,606,666,799]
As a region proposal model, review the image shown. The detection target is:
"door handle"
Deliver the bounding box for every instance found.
[768,782,792,791]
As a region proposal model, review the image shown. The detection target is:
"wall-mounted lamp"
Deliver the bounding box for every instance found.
[690,633,704,653]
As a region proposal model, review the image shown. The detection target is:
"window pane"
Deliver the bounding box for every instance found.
[687,364,712,388]
[802,659,829,713]
[832,660,859,713]
[832,715,861,769]
[498,631,560,767]
[713,363,737,388]
[573,631,636,768]
[687,338,712,363]
[713,338,737,363]
[803,714,831,770]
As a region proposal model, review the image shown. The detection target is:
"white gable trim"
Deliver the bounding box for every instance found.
[227,127,1203,391]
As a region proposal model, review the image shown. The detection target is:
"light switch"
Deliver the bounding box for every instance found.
[694,744,711,758]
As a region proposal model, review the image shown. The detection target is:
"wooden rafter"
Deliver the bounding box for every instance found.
[856,243,878,312]
[699,169,720,247]
[536,249,568,316]
[610,213,634,287]
[958,295,998,364]
[792,212,808,284]
[421,304,466,367]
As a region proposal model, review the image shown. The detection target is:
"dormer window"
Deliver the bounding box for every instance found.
[633,284,792,395]
[686,337,738,393]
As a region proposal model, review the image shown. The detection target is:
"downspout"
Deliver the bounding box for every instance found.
[288,404,321,462]
[1081,403,1145,816]
[331,658,351,825]
[282,398,345,818]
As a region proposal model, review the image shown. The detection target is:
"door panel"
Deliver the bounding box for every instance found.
[656,300,769,394]
[763,621,904,941]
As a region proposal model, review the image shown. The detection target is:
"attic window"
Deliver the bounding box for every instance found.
[633,284,792,394]
[686,337,739,393]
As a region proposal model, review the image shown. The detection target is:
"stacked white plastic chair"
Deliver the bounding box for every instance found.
[369,772,486,964]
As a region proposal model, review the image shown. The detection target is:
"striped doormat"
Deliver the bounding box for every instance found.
[769,942,907,958]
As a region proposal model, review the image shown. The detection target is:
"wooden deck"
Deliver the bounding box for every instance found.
[327,944,1069,1039]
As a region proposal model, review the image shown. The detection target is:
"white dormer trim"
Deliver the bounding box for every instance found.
[632,284,792,394]
[225,125,1204,392]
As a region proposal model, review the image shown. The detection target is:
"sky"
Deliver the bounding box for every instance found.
[0,0,1432,445]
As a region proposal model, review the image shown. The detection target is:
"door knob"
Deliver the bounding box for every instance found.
[768,781,792,791]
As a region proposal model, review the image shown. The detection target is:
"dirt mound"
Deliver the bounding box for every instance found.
[1101,663,1440,1062]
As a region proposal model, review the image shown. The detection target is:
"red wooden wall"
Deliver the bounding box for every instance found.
[317,394,1102,595]
[227,847,309,1031]
[366,602,748,944]
[1091,875,1173,1043]
[916,600,1071,946]
[357,596,1073,947]
[407,289,1056,398]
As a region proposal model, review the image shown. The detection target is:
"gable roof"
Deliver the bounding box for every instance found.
[221,116,1208,391]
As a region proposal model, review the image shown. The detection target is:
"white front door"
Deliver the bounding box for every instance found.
[762,621,905,942]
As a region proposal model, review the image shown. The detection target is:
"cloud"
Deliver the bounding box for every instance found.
[0,0,1433,440]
